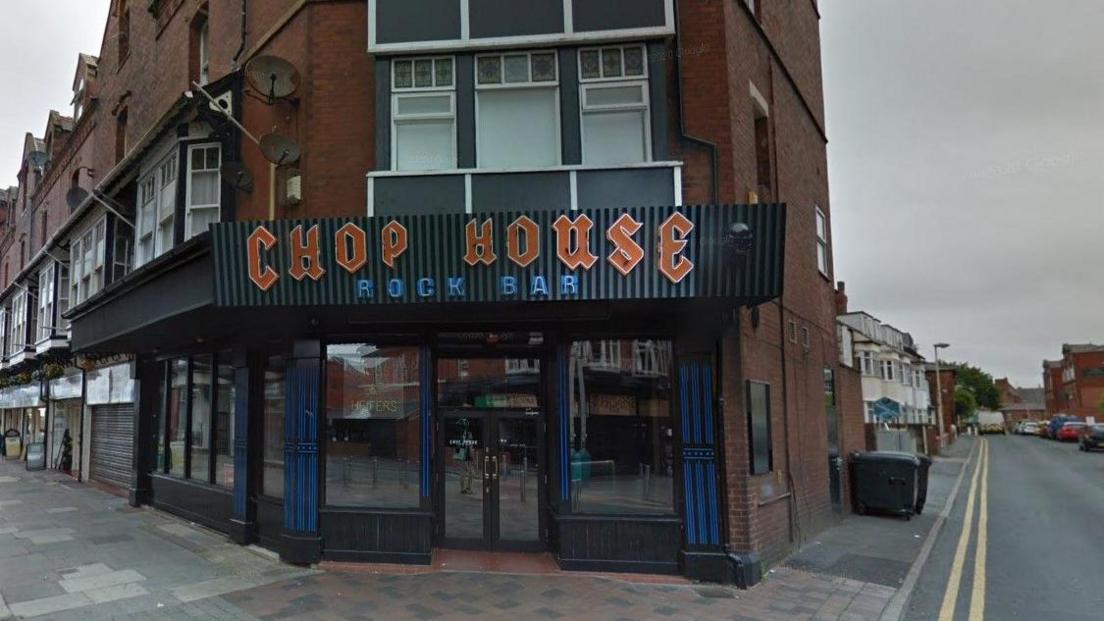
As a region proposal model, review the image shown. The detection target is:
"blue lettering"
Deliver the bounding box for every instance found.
[530,275,549,297]
[357,279,375,299]
[448,276,466,297]
[560,275,578,296]
[501,276,518,296]
[388,278,405,298]
[416,278,436,298]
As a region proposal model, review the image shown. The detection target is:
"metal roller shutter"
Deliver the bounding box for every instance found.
[90,404,135,490]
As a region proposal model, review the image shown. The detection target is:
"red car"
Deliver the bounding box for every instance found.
[1057,422,1087,442]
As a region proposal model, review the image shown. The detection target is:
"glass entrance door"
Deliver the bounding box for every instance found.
[441,410,542,550]
[438,355,544,551]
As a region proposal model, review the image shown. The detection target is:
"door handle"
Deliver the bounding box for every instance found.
[489,456,499,480]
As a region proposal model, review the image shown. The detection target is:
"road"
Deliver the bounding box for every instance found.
[904,434,1104,620]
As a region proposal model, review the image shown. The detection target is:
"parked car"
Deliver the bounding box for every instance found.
[1080,424,1104,451]
[1021,421,1040,436]
[1057,422,1087,442]
[1047,415,1082,439]
[1037,421,1051,438]
[977,410,1007,435]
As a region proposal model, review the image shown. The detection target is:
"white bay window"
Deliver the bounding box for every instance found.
[136,152,178,267]
[392,57,456,171]
[186,144,221,239]
[578,45,650,166]
[69,218,107,306]
[36,264,55,343]
[10,290,27,356]
[476,51,560,168]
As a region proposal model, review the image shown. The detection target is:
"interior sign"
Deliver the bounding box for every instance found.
[211,204,783,307]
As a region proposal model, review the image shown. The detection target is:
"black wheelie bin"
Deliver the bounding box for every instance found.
[850,451,921,519]
[914,454,933,515]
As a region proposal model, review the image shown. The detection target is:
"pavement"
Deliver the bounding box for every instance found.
[0,442,976,621]
[903,434,1104,620]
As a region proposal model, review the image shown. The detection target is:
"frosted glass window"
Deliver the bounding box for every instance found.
[396,120,455,171]
[583,110,648,166]
[477,88,559,168]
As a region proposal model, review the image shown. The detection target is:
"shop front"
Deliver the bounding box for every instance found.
[48,369,85,476]
[67,203,785,580]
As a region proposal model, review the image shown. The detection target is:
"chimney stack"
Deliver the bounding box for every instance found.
[835,281,848,315]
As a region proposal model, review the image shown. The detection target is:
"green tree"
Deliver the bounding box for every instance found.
[951,363,1000,410]
[955,385,978,423]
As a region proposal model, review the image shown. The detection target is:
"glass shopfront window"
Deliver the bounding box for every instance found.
[189,354,213,482]
[568,339,675,515]
[166,358,188,478]
[325,344,420,508]
[262,355,286,498]
[215,356,235,489]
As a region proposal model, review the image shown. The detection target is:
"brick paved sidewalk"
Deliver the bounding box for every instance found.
[1,460,896,620]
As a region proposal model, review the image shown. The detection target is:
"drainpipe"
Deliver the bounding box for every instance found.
[232,0,248,67]
[671,0,719,203]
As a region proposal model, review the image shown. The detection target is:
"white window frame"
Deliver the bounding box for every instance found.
[577,45,652,167]
[69,216,107,306]
[815,206,829,276]
[0,308,7,358]
[185,143,221,240]
[474,50,562,169]
[881,359,897,382]
[391,57,457,172]
[10,290,27,356]
[36,264,55,343]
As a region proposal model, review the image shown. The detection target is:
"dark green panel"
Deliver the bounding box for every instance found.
[211,204,785,308]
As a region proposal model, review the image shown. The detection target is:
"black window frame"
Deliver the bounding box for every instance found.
[746,380,772,476]
[152,350,232,487]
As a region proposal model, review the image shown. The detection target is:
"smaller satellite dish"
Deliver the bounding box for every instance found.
[259,133,301,166]
[66,187,89,210]
[220,162,255,193]
[246,55,300,101]
[28,151,48,169]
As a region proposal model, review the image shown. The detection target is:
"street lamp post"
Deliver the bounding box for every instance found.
[934,343,950,451]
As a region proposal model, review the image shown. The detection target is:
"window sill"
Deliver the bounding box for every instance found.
[367,160,684,179]
[757,491,791,507]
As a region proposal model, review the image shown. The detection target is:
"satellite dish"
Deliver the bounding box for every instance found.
[66,187,89,210]
[220,162,255,193]
[28,151,48,169]
[259,132,301,166]
[246,55,300,101]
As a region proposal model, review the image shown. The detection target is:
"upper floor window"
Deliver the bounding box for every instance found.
[117,0,131,65]
[70,218,107,306]
[578,45,651,166]
[391,57,456,171]
[10,290,28,356]
[881,359,897,382]
[198,18,210,85]
[36,264,55,343]
[751,83,772,202]
[73,77,85,122]
[815,206,829,276]
[137,152,178,267]
[476,51,559,169]
[0,308,7,358]
[855,351,876,376]
[186,144,221,238]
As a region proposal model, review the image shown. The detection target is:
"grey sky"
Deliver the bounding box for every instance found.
[823,0,1104,386]
[0,2,108,187]
[0,2,1098,386]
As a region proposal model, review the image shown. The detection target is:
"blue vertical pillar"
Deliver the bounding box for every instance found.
[229,347,254,544]
[281,340,322,564]
[678,354,726,581]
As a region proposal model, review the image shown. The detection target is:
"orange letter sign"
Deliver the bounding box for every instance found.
[381,221,409,269]
[288,224,326,281]
[553,214,598,270]
[464,218,497,266]
[334,222,368,274]
[657,212,695,283]
[606,213,645,276]
[507,215,540,268]
[247,225,279,291]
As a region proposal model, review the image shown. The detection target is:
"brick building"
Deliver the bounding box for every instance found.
[925,364,957,439]
[994,378,1045,425]
[0,0,858,585]
[1043,345,1104,419]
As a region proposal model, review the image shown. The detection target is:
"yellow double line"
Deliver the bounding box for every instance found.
[938,439,989,621]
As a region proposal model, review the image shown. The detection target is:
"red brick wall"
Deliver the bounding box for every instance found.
[835,364,864,508]
[677,0,839,565]
[927,368,956,433]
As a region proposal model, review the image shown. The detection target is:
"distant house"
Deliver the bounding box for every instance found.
[995,378,1046,424]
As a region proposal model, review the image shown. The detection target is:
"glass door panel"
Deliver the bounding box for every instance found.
[495,415,540,546]
[443,415,487,544]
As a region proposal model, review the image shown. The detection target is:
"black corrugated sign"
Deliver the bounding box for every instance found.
[211,204,785,307]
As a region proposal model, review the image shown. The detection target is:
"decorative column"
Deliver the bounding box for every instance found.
[229,347,254,544]
[281,340,322,564]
